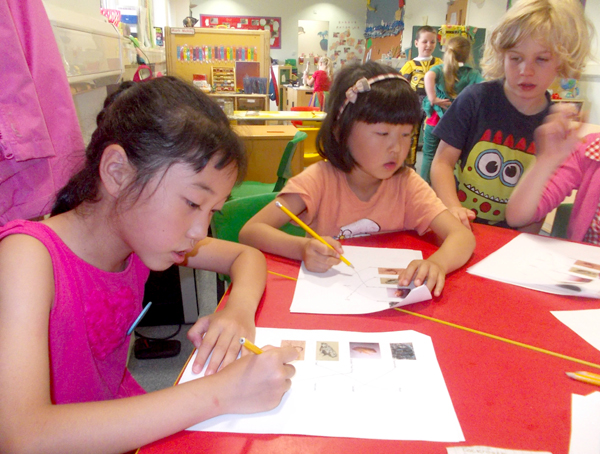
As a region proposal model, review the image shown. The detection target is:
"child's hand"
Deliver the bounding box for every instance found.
[213,345,298,414]
[448,206,476,230]
[302,237,343,272]
[398,258,446,297]
[433,97,452,110]
[187,307,256,375]
[534,104,581,168]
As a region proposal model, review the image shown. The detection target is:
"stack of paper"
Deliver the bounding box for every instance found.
[468,234,600,298]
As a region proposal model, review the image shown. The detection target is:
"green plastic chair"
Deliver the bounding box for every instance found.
[550,203,574,239]
[230,130,307,199]
[210,192,305,285]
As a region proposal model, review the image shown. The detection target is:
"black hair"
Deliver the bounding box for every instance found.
[316,61,421,172]
[51,76,245,215]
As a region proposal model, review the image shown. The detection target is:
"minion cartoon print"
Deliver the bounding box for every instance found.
[456,129,536,224]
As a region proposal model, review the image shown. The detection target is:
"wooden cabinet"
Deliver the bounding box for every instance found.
[282,86,314,109]
[208,94,269,112]
[232,125,303,183]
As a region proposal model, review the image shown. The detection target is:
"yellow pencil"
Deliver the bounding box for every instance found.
[566,371,600,387]
[275,201,354,268]
[240,337,264,354]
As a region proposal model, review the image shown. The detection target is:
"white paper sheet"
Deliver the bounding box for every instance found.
[551,309,600,352]
[467,234,600,298]
[179,328,464,442]
[290,245,432,314]
[569,392,600,454]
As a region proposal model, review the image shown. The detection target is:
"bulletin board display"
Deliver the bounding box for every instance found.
[200,15,281,49]
[165,27,270,89]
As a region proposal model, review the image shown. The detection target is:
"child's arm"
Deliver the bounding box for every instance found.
[430,141,477,229]
[424,71,451,110]
[185,238,267,375]
[0,235,297,454]
[506,106,581,227]
[239,193,344,273]
[398,210,476,296]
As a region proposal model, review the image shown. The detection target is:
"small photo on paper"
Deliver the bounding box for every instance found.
[569,266,599,279]
[316,341,339,361]
[349,342,381,359]
[387,287,411,299]
[380,277,399,285]
[574,260,600,272]
[378,267,405,275]
[281,340,306,360]
[390,342,416,360]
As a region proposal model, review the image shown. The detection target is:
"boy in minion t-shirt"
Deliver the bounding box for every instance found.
[400,25,443,168]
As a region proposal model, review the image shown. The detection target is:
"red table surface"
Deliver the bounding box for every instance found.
[138,224,600,454]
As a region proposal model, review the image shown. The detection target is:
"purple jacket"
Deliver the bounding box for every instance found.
[0,0,84,224]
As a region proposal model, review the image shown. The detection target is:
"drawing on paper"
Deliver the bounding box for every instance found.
[317,342,339,360]
[349,342,381,359]
[378,267,406,275]
[390,342,416,360]
[281,340,306,360]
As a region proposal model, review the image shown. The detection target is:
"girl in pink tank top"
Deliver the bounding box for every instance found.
[0,77,297,453]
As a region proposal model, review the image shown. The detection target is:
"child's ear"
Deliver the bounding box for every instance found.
[100,144,135,197]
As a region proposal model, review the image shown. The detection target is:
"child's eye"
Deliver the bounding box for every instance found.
[186,199,200,209]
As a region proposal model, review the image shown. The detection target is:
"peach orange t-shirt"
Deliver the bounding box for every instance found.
[280,161,447,239]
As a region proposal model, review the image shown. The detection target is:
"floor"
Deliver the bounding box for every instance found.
[128,270,220,392]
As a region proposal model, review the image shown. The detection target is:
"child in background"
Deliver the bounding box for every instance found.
[506,108,600,244]
[400,25,443,168]
[240,61,475,297]
[303,56,333,111]
[430,0,594,230]
[420,36,484,184]
[0,77,297,453]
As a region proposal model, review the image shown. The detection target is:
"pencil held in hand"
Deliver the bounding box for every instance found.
[240,337,264,354]
[275,201,354,268]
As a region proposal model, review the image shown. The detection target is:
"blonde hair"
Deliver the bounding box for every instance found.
[481,0,595,80]
[443,36,473,98]
[319,56,334,78]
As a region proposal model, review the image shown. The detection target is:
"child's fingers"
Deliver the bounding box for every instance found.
[398,262,419,286]
[428,271,446,297]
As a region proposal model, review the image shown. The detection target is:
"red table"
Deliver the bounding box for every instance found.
[138,224,600,454]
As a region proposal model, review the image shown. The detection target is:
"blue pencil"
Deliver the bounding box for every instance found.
[127,302,153,336]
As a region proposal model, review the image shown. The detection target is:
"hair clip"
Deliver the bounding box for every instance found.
[337,73,409,119]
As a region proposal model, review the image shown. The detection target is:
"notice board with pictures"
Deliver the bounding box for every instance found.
[200,14,281,49]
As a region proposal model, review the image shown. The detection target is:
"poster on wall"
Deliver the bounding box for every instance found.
[328,20,366,71]
[200,15,281,49]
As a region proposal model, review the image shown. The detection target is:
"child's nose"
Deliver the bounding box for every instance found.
[186,215,209,242]
[520,60,535,76]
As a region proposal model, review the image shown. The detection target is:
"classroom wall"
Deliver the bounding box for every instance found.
[190,0,366,63]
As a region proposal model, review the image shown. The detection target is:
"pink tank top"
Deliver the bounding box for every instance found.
[0,220,150,403]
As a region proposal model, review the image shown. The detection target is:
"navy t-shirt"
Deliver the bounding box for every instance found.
[433,79,550,225]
